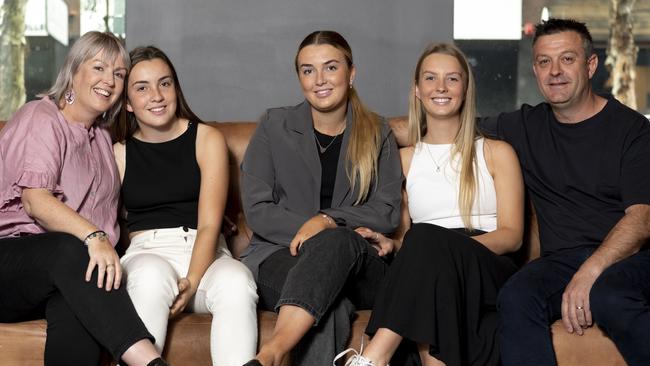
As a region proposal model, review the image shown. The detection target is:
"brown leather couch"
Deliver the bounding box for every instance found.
[0,120,626,365]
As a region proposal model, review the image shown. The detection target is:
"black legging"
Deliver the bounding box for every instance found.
[0,232,152,366]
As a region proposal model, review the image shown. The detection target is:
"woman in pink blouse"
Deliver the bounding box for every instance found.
[0,31,167,366]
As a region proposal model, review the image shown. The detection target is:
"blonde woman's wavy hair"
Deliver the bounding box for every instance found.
[407,43,480,230]
[39,31,130,126]
[295,30,382,204]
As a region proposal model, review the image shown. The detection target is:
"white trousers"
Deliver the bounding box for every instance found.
[121,227,258,366]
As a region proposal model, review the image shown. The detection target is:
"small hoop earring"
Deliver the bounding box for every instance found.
[349,84,353,89]
[64,90,75,105]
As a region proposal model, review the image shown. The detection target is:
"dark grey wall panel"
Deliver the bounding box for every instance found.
[126,0,452,121]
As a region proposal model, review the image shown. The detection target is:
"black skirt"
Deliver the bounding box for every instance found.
[366,223,518,366]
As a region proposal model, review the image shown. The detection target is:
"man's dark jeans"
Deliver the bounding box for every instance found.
[498,246,650,366]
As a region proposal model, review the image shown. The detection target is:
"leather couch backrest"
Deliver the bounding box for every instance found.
[210,122,257,257]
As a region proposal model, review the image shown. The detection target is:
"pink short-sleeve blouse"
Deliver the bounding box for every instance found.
[0,98,120,245]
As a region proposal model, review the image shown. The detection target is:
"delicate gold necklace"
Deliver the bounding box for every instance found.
[424,143,451,173]
[314,122,346,154]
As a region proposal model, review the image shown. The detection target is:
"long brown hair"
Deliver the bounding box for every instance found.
[407,43,480,230]
[111,46,203,142]
[295,31,382,204]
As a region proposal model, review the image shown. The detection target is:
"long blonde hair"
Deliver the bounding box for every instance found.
[295,31,382,204]
[407,43,480,230]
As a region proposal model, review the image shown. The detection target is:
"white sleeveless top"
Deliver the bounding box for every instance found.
[406,138,497,231]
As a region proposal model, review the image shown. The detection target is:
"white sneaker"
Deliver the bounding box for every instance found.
[333,348,375,366]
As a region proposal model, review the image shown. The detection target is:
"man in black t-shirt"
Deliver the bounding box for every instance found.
[481,19,650,366]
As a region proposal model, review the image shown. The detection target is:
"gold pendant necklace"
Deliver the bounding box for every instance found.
[314,122,346,154]
[424,143,451,173]
[315,133,340,153]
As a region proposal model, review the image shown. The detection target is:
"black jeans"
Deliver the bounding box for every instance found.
[257,227,390,365]
[0,232,152,366]
[497,246,650,366]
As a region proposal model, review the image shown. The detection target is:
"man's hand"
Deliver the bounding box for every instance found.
[561,266,601,335]
[561,204,650,335]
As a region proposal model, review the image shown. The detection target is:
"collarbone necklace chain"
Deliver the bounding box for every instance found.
[314,121,346,153]
[425,143,452,173]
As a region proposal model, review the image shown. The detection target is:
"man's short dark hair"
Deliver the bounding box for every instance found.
[533,18,594,57]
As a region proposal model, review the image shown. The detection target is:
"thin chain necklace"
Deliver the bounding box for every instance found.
[424,143,451,173]
[314,122,346,154]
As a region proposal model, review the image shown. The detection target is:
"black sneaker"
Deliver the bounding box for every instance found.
[243,360,263,366]
[146,357,169,366]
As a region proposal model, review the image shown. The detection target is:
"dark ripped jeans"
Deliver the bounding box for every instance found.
[257,227,390,365]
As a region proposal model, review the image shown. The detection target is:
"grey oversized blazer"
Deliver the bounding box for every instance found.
[240,101,403,279]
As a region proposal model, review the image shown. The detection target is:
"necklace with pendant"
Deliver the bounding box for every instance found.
[314,122,346,154]
[315,132,340,153]
[424,143,451,173]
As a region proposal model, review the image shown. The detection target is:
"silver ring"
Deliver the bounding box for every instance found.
[576,306,584,310]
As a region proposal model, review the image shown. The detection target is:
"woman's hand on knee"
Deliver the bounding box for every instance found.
[170,277,196,317]
[289,214,336,256]
[85,236,122,291]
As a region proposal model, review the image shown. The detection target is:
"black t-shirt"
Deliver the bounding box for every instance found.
[480,96,650,255]
[314,129,343,209]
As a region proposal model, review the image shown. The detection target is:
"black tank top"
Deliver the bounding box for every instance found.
[122,122,201,232]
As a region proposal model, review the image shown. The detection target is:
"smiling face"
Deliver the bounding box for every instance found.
[67,50,127,121]
[533,30,597,110]
[415,53,465,122]
[296,44,355,115]
[126,58,178,129]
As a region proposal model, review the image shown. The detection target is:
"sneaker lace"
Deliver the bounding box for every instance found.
[333,336,374,366]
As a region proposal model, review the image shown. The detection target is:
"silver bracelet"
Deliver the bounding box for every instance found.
[320,214,334,227]
[83,230,108,246]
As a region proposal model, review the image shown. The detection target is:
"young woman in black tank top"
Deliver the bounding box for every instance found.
[112,46,258,366]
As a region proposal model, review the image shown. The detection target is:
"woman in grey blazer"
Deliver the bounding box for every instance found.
[240,30,403,366]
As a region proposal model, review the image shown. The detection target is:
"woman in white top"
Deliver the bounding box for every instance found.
[339,43,524,366]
